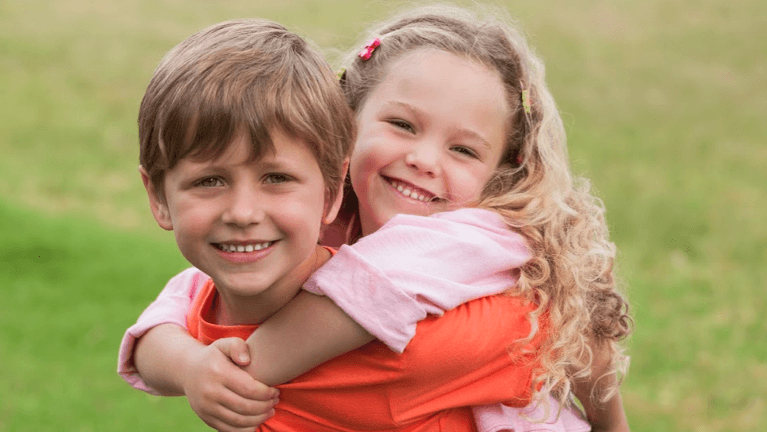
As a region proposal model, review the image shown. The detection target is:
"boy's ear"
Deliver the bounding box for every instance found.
[323,158,349,225]
[139,166,173,231]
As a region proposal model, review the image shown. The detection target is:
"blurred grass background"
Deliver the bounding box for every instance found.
[1,0,764,430]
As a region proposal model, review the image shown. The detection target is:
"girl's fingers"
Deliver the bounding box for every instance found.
[223,366,280,402]
[212,337,251,366]
[212,392,278,428]
[221,381,280,416]
[193,386,277,431]
[203,408,275,432]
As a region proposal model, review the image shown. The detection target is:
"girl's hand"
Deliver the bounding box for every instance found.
[181,337,280,432]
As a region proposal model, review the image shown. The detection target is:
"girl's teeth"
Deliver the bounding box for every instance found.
[388,179,434,202]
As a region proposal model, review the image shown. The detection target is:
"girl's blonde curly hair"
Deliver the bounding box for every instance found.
[338,3,632,412]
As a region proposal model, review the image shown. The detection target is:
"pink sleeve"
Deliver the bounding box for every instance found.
[304,208,531,353]
[117,267,210,394]
[473,399,591,432]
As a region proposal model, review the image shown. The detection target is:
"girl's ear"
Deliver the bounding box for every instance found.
[323,158,349,225]
[139,166,173,231]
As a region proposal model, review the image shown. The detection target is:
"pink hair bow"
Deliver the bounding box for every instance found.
[358,38,381,61]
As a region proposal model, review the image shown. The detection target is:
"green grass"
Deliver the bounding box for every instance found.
[1,0,765,430]
[0,200,196,430]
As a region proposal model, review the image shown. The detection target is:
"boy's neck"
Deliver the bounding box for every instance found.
[212,244,331,326]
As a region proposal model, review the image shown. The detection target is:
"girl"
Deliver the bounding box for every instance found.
[120,5,631,431]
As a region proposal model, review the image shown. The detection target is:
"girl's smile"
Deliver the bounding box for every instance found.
[383,176,440,203]
[350,49,510,236]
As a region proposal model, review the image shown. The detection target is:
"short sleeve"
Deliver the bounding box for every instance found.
[304,208,530,352]
[117,267,210,394]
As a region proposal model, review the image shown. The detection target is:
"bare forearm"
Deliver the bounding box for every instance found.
[244,291,373,386]
[573,342,630,432]
[134,323,203,396]
[587,391,629,432]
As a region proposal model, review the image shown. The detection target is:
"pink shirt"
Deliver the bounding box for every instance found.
[118,208,589,431]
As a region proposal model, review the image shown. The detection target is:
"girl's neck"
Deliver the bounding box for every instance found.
[213,245,332,326]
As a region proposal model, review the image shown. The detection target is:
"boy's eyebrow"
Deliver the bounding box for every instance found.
[385,101,492,151]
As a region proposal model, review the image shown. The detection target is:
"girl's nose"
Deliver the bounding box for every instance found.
[405,141,441,177]
[221,187,266,227]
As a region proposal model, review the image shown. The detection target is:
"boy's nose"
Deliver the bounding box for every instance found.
[405,141,441,177]
[221,187,266,227]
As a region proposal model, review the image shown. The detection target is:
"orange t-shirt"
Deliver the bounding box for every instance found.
[187,279,544,431]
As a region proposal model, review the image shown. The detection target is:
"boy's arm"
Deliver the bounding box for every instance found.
[572,341,630,432]
[244,208,530,385]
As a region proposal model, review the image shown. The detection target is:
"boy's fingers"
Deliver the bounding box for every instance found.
[213,337,251,366]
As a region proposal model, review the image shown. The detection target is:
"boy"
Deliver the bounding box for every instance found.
[131,18,355,428]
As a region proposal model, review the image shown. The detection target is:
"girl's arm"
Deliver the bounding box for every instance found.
[119,268,279,431]
[135,325,279,431]
[243,291,374,385]
[118,267,206,393]
[244,208,530,385]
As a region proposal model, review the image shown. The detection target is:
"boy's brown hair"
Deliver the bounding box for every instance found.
[138,18,355,201]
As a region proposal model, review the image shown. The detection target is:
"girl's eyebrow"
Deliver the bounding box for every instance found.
[449,128,492,151]
[384,101,423,122]
[384,101,492,150]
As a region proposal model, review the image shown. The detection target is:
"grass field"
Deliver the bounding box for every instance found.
[1,0,765,430]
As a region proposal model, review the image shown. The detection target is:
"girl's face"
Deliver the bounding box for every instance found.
[350,49,509,235]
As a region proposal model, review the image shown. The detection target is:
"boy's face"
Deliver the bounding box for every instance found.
[144,129,339,308]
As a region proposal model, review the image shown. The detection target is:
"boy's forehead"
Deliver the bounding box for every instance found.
[185,127,317,166]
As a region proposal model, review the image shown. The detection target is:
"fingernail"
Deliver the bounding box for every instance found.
[239,354,249,363]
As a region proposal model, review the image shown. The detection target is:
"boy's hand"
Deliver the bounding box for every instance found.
[181,337,280,432]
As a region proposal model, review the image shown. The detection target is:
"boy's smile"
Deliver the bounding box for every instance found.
[144,129,336,325]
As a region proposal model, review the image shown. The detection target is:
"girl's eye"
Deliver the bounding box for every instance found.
[389,119,415,133]
[196,177,224,188]
[451,145,479,159]
[264,173,292,184]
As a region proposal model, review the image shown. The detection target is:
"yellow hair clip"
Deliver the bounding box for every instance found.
[521,88,531,114]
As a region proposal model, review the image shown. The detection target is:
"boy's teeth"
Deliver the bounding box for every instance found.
[218,241,272,253]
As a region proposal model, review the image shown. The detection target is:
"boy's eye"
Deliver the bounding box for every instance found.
[264,173,293,184]
[450,145,479,159]
[196,177,224,188]
[388,119,415,133]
